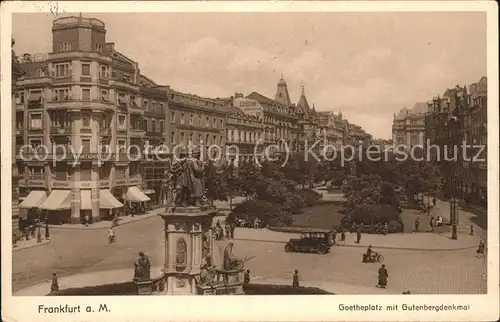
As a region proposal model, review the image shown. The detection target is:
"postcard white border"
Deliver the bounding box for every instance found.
[1,1,499,321]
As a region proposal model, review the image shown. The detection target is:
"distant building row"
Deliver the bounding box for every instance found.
[392,77,487,206]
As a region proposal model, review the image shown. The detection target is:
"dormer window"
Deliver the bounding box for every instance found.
[95,43,102,53]
[60,41,71,52]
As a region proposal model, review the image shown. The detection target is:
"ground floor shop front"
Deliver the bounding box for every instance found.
[19,185,152,225]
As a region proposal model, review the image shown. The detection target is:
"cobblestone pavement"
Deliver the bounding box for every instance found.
[233,228,481,250]
[234,240,487,294]
[13,218,487,295]
[11,194,487,294]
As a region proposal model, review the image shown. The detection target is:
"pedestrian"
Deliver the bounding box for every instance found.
[340,229,346,245]
[429,216,435,232]
[377,264,388,288]
[50,273,59,293]
[230,222,236,239]
[108,227,116,244]
[469,224,475,236]
[383,222,388,236]
[476,240,485,258]
[414,217,420,232]
[84,214,89,227]
[432,197,436,207]
[244,269,251,284]
[45,221,50,240]
[292,269,300,288]
[332,229,337,245]
[36,223,42,243]
[356,225,362,244]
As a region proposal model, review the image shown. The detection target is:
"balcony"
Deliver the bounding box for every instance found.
[46,99,115,111]
[17,76,52,87]
[128,176,142,185]
[109,79,139,92]
[50,127,71,135]
[26,177,46,188]
[130,128,145,138]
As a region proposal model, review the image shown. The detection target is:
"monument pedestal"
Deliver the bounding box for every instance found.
[136,280,153,295]
[159,206,216,295]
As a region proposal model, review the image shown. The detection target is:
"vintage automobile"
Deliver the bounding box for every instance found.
[284,228,333,255]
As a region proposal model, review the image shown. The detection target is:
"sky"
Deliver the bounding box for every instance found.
[12,12,486,139]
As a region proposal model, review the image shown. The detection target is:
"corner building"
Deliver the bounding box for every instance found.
[15,16,161,223]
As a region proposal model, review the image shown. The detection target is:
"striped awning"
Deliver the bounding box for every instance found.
[19,190,47,209]
[100,189,123,209]
[126,186,151,202]
[39,190,72,210]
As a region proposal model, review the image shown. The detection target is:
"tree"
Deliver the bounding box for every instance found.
[238,159,259,199]
[204,161,228,206]
[222,163,238,210]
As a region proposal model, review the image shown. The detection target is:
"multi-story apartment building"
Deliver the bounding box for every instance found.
[15,15,158,224]
[424,77,487,206]
[392,102,426,147]
[348,123,372,147]
[167,91,228,158]
[8,39,26,239]
[316,111,346,152]
[215,98,262,164]
[466,77,487,205]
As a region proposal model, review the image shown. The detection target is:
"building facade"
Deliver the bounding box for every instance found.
[424,77,487,206]
[392,102,426,147]
[9,38,26,238]
[15,16,157,223]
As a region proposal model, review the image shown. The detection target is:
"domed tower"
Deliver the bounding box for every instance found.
[274,74,292,106]
[52,14,106,53]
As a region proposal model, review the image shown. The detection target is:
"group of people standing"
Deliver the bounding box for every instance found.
[213,219,236,240]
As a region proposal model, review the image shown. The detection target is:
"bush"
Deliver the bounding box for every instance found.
[228,199,292,227]
[48,282,136,296]
[348,204,403,226]
[243,283,332,295]
[49,282,332,295]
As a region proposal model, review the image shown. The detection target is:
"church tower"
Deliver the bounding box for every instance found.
[274,74,292,106]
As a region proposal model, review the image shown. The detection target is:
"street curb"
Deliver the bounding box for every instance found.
[46,208,233,231]
[13,239,51,252]
[47,213,160,230]
[232,237,477,252]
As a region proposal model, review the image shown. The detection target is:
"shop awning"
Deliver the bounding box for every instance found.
[100,189,124,209]
[126,186,151,202]
[19,190,47,209]
[80,190,92,210]
[39,190,72,210]
[143,189,156,195]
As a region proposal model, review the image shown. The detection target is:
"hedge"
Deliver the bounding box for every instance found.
[49,282,332,296]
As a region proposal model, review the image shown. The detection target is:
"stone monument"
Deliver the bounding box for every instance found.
[155,148,253,295]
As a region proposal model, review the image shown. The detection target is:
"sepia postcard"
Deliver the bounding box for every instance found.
[1,1,498,321]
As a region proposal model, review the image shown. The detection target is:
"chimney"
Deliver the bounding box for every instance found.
[22,53,31,62]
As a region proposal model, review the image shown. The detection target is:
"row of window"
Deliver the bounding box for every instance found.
[170,111,224,129]
[59,42,103,53]
[226,129,260,143]
[20,163,138,182]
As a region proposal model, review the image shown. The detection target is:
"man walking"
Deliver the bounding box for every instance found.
[356,225,362,244]
[292,269,300,288]
[377,264,388,288]
[432,196,436,207]
[414,217,420,232]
